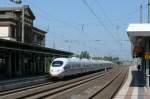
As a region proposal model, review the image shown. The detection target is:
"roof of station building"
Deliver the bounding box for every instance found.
[0,5,35,19]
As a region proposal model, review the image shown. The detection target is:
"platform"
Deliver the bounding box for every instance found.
[114,66,150,99]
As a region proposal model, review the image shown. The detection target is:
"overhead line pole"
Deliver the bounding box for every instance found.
[140,4,143,23]
[10,0,22,4]
[148,0,150,23]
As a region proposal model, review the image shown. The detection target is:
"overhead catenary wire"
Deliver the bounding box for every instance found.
[94,0,124,42]
[27,0,95,42]
[82,0,123,48]
[26,0,82,32]
[95,0,124,55]
[26,0,107,55]
[113,4,147,23]
[26,1,87,51]
[94,0,116,28]
[82,0,132,58]
[95,0,132,58]
[94,0,123,43]
[26,0,131,57]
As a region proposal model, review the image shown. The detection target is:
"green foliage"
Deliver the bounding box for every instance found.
[92,56,103,60]
[45,57,52,73]
[103,56,113,61]
[92,56,122,65]
[79,51,90,59]
[73,54,80,58]
[77,51,122,65]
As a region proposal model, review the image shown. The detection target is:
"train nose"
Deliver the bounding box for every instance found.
[50,69,62,76]
[50,69,60,73]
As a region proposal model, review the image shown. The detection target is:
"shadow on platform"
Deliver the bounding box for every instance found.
[130,70,145,87]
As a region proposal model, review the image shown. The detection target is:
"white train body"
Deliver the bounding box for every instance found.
[50,58,112,78]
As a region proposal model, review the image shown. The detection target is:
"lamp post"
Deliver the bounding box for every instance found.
[10,0,22,4]
[148,0,150,23]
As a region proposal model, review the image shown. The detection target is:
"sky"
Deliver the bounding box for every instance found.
[0,0,148,60]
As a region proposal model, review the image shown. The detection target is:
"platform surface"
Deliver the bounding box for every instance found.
[114,66,150,99]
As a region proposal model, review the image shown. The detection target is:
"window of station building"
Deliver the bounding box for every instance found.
[34,34,38,44]
[24,18,28,23]
[25,17,32,24]
[29,19,32,23]
[28,18,32,23]
[11,25,16,38]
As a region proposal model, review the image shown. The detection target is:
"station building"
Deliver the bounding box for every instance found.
[127,24,150,87]
[0,5,73,79]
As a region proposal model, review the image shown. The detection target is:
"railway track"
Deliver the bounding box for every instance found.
[42,68,128,99]
[90,67,128,99]
[0,75,51,92]
[0,69,112,99]
[0,68,128,99]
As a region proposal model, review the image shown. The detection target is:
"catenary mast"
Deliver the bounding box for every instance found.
[148,0,150,23]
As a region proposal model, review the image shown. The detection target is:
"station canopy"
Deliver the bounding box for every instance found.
[127,24,150,45]
[127,24,150,37]
[126,24,150,58]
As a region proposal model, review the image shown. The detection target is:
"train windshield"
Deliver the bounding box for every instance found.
[52,61,63,67]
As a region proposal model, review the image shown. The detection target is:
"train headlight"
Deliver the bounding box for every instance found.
[57,70,60,72]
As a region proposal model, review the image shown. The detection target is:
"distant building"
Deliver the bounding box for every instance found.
[0,5,46,46]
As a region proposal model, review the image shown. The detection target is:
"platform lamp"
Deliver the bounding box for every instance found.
[10,0,22,4]
[148,0,150,23]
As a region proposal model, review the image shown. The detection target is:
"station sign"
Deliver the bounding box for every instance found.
[144,52,150,59]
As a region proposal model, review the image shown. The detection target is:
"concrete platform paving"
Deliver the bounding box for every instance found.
[114,66,150,99]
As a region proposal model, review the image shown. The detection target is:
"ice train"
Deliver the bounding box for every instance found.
[49,57,113,78]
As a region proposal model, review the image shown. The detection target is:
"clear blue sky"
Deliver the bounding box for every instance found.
[0,0,148,59]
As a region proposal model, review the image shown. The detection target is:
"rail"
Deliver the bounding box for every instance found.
[0,68,128,99]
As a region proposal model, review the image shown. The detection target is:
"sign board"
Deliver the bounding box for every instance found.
[144,52,150,59]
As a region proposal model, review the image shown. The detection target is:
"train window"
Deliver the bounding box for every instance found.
[52,61,63,67]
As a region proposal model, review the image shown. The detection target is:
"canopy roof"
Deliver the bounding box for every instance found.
[127,24,150,37]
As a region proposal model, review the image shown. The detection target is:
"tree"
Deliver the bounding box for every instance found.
[79,51,90,59]
[92,56,103,60]
[103,56,113,61]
